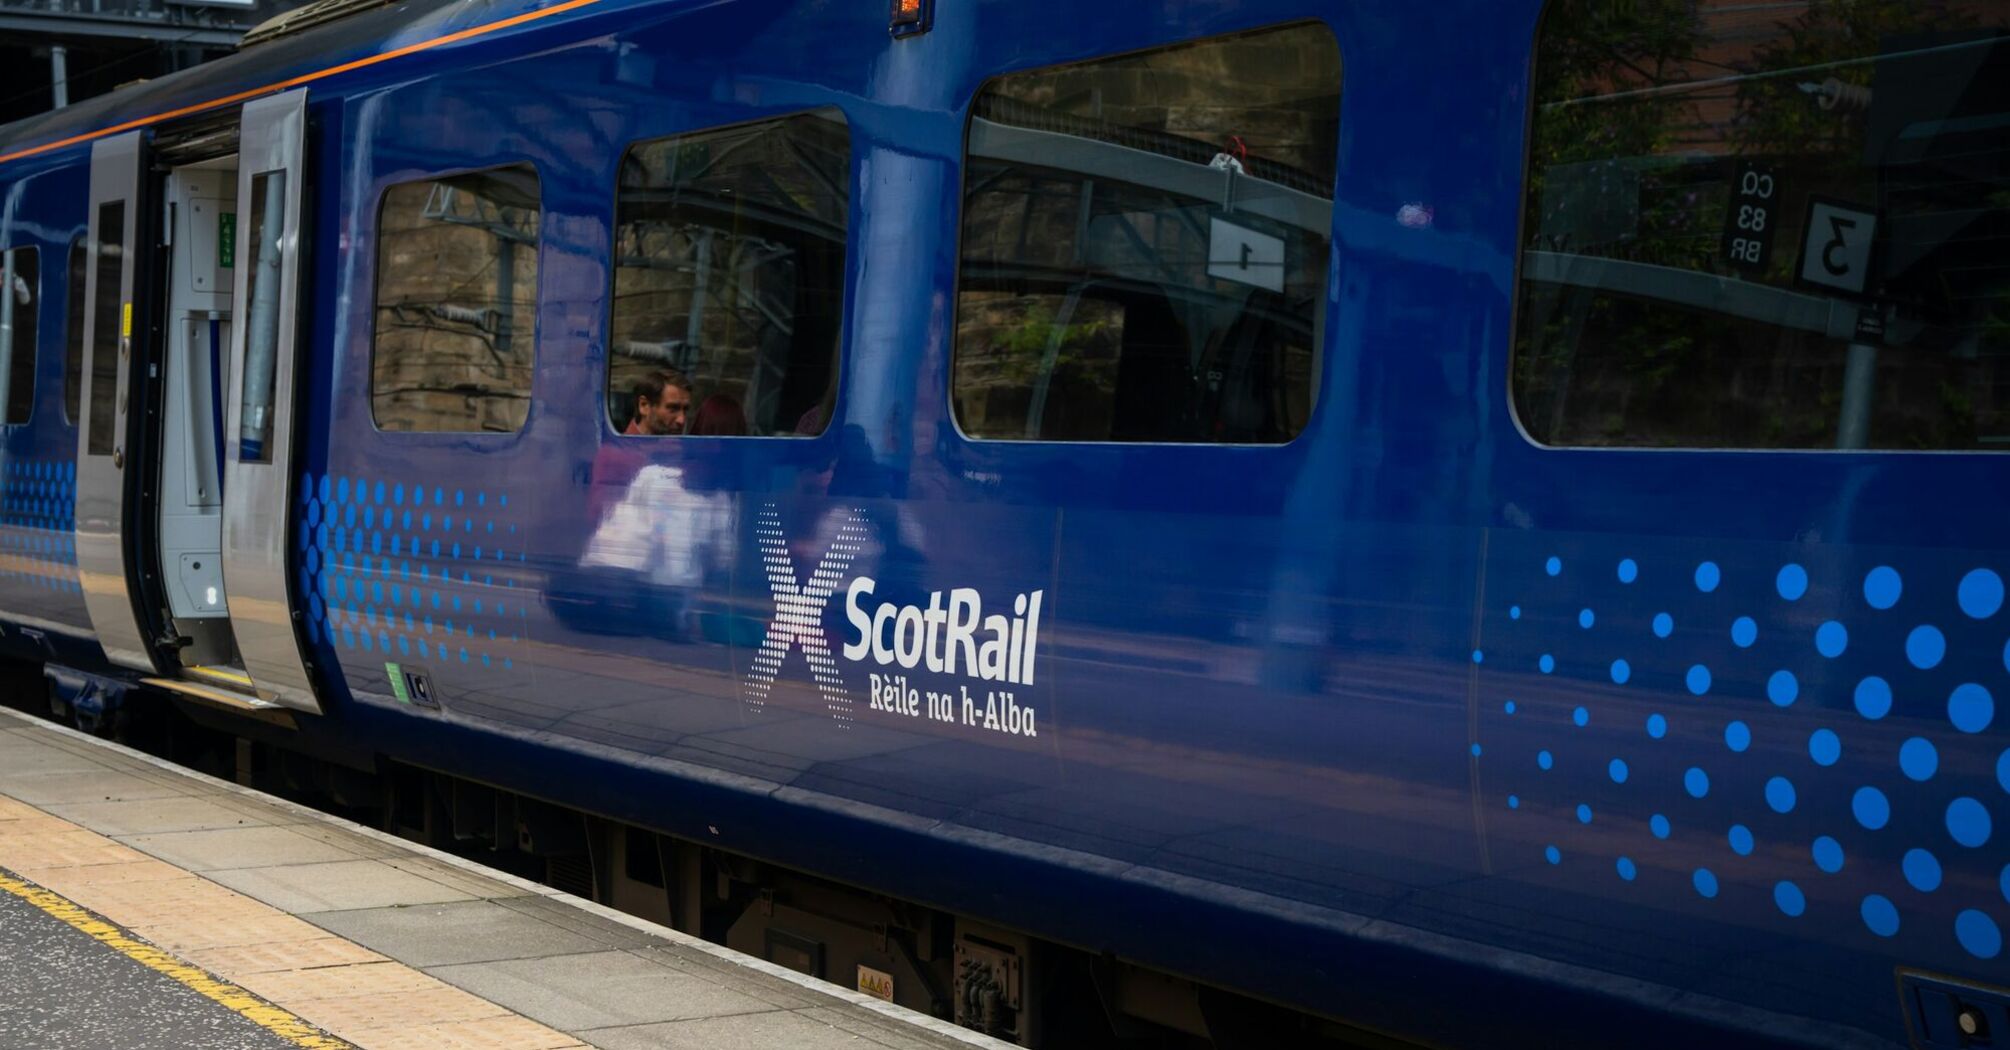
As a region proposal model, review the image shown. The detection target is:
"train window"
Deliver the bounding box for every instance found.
[64,237,83,425]
[952,23,1338,444]
[239,171,285,461]
[87,202,123,456]
[607,110,848,437]
[1515,3,2010,451]
[0,247,36,424]
[371,164,540,433]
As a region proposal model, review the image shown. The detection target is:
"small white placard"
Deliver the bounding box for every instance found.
[857,964,894,1001]
[1207,217,1285,293]
[1798,201,1877,295]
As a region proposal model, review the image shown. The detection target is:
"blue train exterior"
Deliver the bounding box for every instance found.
[0,1,2004,1046]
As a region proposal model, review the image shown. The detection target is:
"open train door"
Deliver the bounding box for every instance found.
[220,89,321,714]
[75,131,161,673]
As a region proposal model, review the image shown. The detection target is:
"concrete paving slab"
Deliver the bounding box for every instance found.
[304,899,614,967]
[205,858,479,913]
[380,854,538,900]
[582,1009,889,1050]
[44,795,271,836]
[493,893,666,949]
[119,824,365,871]
[624,944,834,1010]
[428,949,776,1031]
[0,770,190,805]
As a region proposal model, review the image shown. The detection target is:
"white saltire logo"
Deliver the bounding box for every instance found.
[742,504,871,725]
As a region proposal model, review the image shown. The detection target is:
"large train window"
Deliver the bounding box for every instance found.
[64,237,83,424]
[607,110,848,437]
[952,23,1338,444]
[1515,3,2010,451]
[0,246,36,424]
[371,164,540,433]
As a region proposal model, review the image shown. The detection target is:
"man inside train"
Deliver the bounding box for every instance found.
[624,369,693,436]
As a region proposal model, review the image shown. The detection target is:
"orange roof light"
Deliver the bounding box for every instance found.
[890,0,931,37]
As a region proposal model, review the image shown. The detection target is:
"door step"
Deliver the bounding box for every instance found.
[141,676,297,728]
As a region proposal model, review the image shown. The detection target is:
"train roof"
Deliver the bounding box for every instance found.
[0,0,655,168]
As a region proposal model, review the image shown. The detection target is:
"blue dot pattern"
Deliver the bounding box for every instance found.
[297,472,527,703]
[0,459,80,593]
[1478,546,2009,967]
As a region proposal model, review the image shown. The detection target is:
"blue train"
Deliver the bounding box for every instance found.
[0,0,2005,1044]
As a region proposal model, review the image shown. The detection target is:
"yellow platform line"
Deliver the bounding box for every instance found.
[0,866,355,1050]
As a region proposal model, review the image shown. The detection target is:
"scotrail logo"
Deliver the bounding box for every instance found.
[742,504,1043,737]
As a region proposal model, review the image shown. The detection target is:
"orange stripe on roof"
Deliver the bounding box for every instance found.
[0,0,609,167]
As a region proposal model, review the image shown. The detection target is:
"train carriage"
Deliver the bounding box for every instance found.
[0,0,2004,1046]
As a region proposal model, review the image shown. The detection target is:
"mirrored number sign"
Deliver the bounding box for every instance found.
[1720,162,1776,273]
[1797,199,1878,296]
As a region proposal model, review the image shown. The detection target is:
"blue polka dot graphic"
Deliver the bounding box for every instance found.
[1777,564,1808,601]
[1765,777,1796,814]
[1956,911,2001,960]
[1816,621,1848,658]
[1903,849,1942,893]
[1946,798,1991,848]
[1908,625,1946,669]
[1809,729,1841,767]
[1481,545,2010,963]
[1855,677,1893,720]
[1948,683,1993,734]
[1864,566,1902,610]
[1862,895,1900,938]
[1854,787,1891,830]
[1958,569,2003,619]
[1900,737,1939,782]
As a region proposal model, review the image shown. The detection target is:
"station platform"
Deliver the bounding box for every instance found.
[0,707,1009,1050]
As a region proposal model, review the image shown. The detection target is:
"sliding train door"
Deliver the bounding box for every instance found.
[221,89,320,713]
[74,132,158,672]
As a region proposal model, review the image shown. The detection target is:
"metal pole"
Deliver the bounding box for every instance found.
[50,45,69,109]
[1835,341,1877,449]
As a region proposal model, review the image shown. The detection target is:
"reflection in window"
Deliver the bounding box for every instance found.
[88,202,124,456]
[371,165,540,433]
[953,23,1338,443]
[608,111,848,437]
[1516,1,2010,450]
[65,237,83,425]
[0,247,37,425]
[239,171,286,461]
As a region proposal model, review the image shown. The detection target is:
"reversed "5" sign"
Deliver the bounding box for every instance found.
[1797,199,1878,295]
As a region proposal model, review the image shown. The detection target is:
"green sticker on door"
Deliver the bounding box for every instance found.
[218,211,236,269]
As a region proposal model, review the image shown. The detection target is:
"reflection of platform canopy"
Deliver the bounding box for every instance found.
[967,116,1333,237]
[1524,250,1862,340]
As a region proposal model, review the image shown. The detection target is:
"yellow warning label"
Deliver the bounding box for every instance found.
[120,302,131,338]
